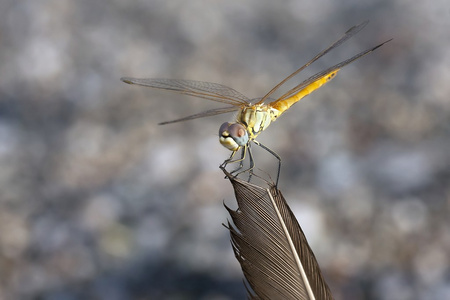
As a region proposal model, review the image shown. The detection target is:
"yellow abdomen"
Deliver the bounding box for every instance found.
[271,70,339,115]
[236,69,339,141]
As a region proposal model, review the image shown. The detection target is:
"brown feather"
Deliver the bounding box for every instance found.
[223,171,334,300]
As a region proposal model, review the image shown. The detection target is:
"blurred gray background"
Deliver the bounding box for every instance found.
[1,0,449,299]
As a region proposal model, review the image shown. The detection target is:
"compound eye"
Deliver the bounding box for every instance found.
[228,123,248,147]
[219,122,232,137]
[228,123,247,138]
[218,122,249,150]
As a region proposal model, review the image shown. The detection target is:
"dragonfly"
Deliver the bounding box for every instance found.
[121,21,391,186]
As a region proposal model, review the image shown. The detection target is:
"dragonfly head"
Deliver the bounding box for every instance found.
[219,122,249,151]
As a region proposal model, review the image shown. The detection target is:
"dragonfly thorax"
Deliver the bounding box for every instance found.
[219,104,281,151]
[218,104,282,152]
[237,104,281,140]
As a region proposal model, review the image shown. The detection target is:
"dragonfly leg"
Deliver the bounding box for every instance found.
[228,146,247,174]
[220,150,238,180]
[247,145,255,182]
[220,146,247,178]
[220,150,237,169]
[220,144,257,183]
[232,143,255,182]
[253,140,281,188]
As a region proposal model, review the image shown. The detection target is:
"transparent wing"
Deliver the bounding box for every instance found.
[158,106,240,125]
[276,38,392,101]
[121,77,251,106]
[256,21,370,105]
